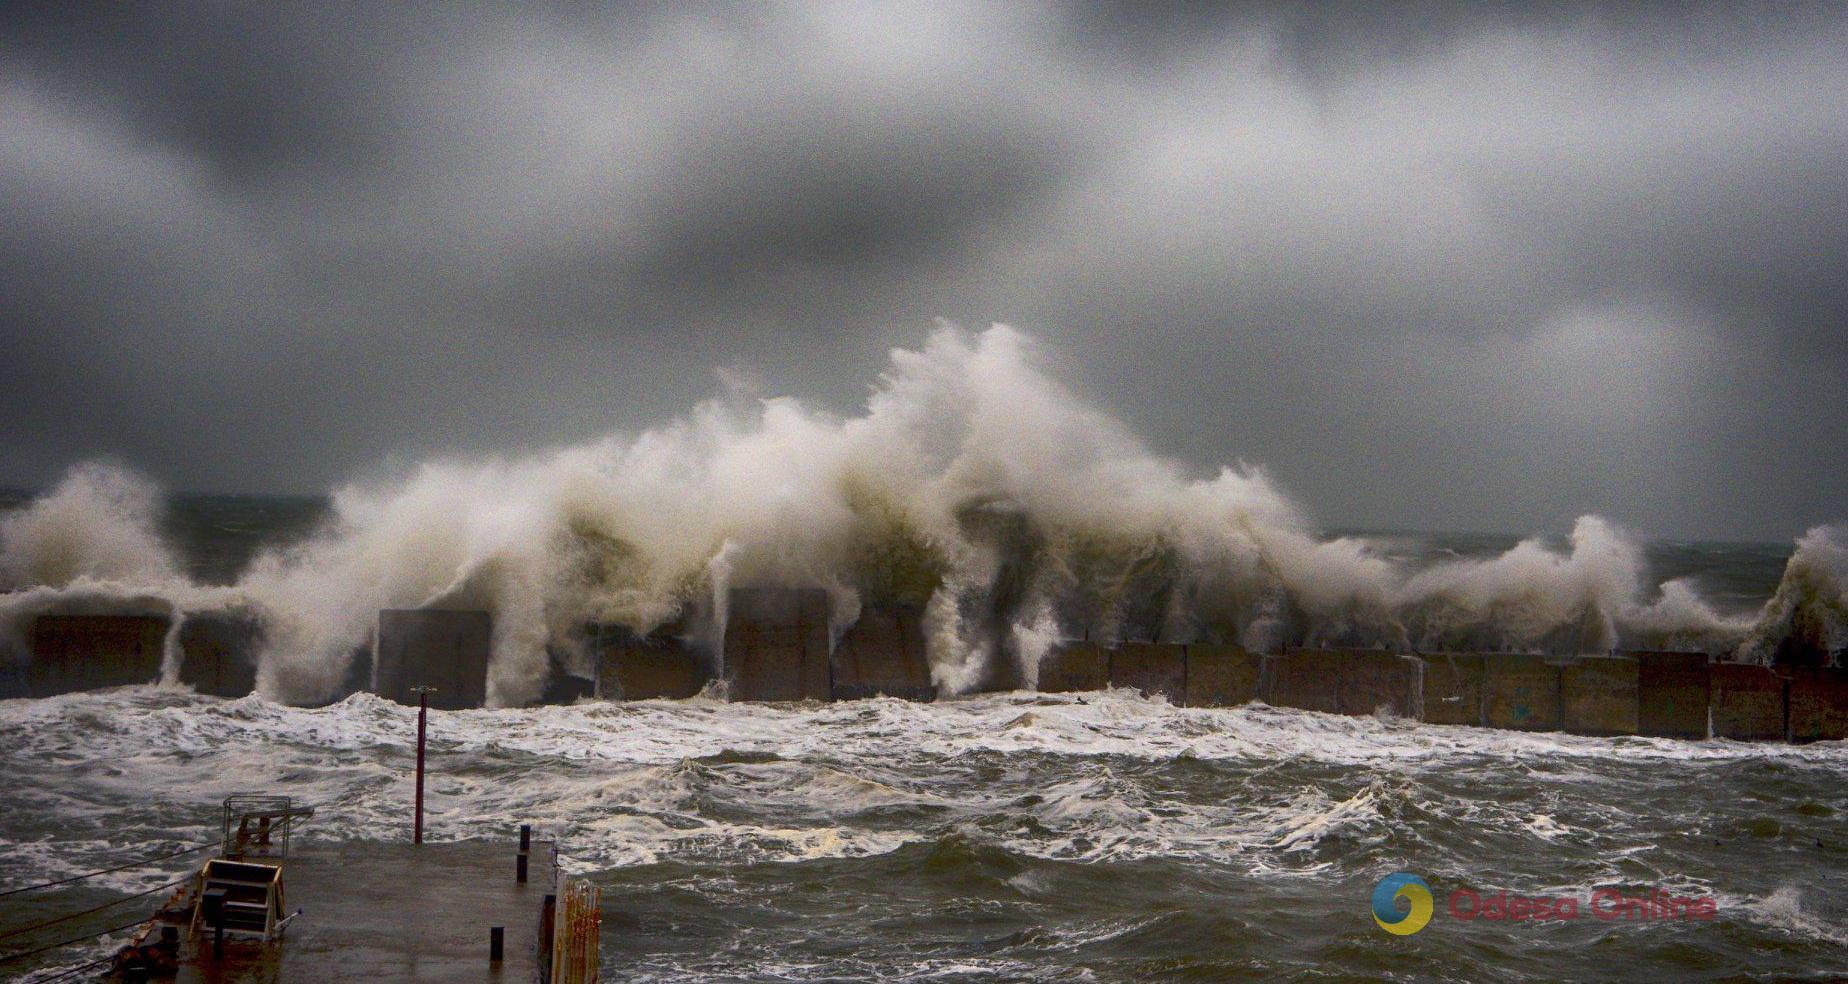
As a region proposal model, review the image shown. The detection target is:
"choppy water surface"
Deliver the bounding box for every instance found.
[1,688,1842,981]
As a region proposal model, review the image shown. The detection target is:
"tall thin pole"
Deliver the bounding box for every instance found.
[412,687,432,845]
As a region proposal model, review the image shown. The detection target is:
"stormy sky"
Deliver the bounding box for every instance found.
[1,2,1844,542]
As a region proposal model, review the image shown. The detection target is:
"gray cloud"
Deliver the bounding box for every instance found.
[1,1,1843,541]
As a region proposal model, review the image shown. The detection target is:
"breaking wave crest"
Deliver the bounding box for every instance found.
[0,325,1841,704]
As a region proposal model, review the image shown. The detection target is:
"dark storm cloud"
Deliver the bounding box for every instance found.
[0,1,1843,541]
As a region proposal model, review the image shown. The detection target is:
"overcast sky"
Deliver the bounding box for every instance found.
[1,2,1843,542]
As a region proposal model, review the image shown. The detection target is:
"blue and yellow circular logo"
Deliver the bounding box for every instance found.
[1372,872,1434,936]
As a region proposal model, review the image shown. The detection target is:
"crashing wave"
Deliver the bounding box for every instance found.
[0,326,1839,704]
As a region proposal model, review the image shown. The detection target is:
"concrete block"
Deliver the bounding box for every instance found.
[1482,654,1561,731]
[1337,650,1422,717]
[1710,662,1785,741]
[322,644,376,707]
[1261,648,1419,717]
[831,607,935,701]
[1110,641,1187,701]
[1631,651,1710,739]
[178,612,260,699]
[980,655,1029,695]
[1263,649,1343,714]
[1036,642,1110,692]
[590,624,704,700]
[1559,655,1640,736]
[1785,667,1848,743]
[1419,653,1484,726]
[1183,644,1260,707]
[724,588,830,702]
[540,653,596,704]
[28,615,168,696]
[376,609,491,710]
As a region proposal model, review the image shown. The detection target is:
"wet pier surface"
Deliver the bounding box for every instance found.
[175,839,551,983]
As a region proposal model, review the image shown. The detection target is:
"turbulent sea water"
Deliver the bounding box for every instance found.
[1,688,1844,982]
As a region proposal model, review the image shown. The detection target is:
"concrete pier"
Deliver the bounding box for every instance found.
[1710,662,1786,741]
[1110,642,1187,701]
[1785,667,1848,743]
[1560,655,1640,736]
[724,588,830,702]
[375,610,492,710]
[590,623,704,700]
[830,607,936,701]
[1482,654,1561,731]
[1632,651,1710,739]
[176,838,554,982]
[25,614,168,697]
[1419,653,1484,726]
[1183,644,1260,707]
[178,612,261,699]
[1036,643,1109,692]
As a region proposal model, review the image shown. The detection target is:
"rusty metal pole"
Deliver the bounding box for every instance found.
[412,686,434,845]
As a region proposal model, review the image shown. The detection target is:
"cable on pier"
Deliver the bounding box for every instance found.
[0,842,213,899]
[0,876,188,942]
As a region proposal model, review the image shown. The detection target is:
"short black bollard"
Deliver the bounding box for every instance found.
[490,925,505,963]
[540,893,557,965]
[516,851,528,883]
[520,824,531,852]
[203,888,227,959]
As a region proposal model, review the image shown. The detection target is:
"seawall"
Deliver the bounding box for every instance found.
[6,601,1845,744]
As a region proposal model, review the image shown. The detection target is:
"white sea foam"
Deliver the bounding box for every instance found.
[1736,885,1848,946]
[0,325,1840,705]
[0,688,1840,880]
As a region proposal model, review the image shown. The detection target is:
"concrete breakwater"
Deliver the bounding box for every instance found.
[1,590,1843,743]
